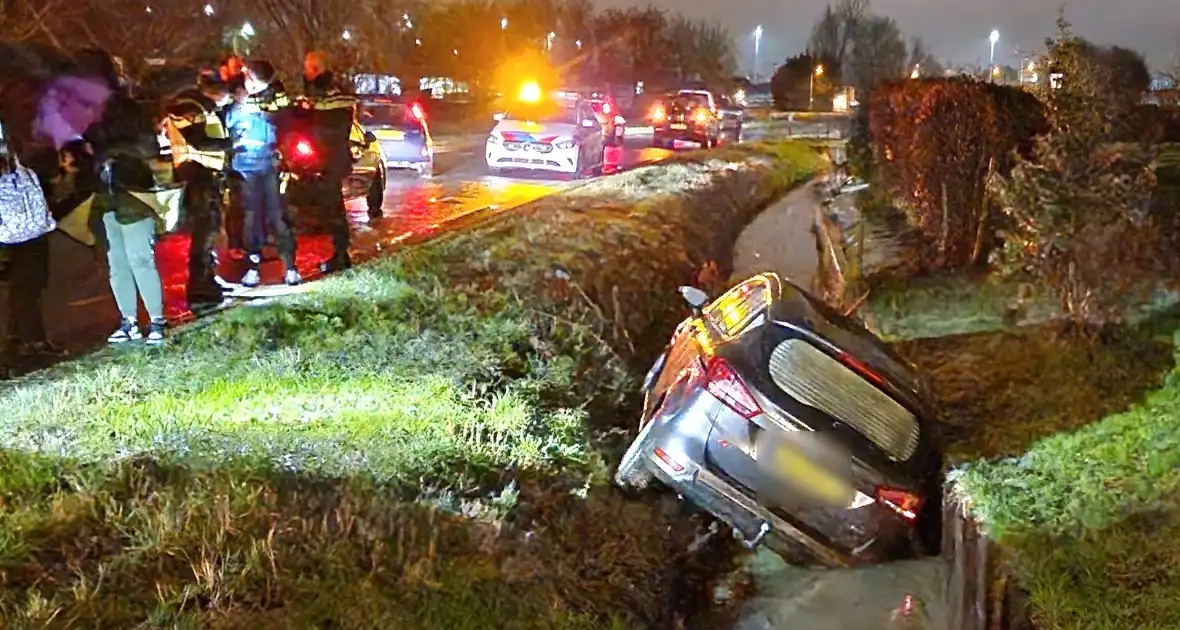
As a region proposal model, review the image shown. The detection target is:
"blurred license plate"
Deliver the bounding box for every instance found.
[375,130,404,140]
[670,124,687,130]
[776,444,848,504]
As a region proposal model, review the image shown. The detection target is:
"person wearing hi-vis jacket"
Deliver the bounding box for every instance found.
[164,70,233,307]
[225,59,301,288]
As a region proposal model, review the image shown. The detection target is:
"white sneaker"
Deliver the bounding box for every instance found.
[145,318,166,346]
[284,268,303,286]
[241,269,261,288]
[107,319,142,344]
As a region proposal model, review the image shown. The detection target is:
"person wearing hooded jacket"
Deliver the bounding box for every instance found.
[164,70,232,307]
[225,59,301,288]
[300,50,361,274]
[78,50,170,346]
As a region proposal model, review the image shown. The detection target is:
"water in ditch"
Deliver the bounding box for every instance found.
[727,550,950,629]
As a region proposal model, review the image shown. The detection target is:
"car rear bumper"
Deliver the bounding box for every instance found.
[653,125,711,140]
[378,140,431,166]
[486,144,579,173]
[646,456,855,567]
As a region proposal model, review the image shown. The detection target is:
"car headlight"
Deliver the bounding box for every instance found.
[487,133,502,144]
[555,140,575,149]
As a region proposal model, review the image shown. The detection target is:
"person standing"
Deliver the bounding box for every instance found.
[301,50,359,273]
[0,124,58,375]
[225,60,300,288]
[164,70,232,307]
[79,50,170,346]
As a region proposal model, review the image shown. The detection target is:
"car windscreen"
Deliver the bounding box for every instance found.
[680,93,710,108]
[505,101,577,124]
[360,103,412,127]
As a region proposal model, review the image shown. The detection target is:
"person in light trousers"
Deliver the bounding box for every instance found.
[79,50,169,345]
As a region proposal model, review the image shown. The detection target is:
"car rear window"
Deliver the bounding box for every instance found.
[360,103,411,126]
[704,277,770,338]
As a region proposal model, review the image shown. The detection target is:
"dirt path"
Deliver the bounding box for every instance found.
[730,179,827,290]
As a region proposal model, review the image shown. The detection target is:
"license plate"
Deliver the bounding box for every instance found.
[775,443,849,504]
[670,124,687,130]
[375,129,404,140]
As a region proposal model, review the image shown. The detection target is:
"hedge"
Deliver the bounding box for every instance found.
[0,142,822,627]
[866,78,1047,269]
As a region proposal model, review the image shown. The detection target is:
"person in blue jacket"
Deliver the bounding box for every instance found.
[225,60,301,287]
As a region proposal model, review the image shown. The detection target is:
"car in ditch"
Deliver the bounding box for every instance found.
[615,273,943,567]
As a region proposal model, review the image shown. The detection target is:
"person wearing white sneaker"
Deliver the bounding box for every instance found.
[226,61,300,289]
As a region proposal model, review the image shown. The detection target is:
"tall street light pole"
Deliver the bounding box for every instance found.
[989,29,1000,82]
[753,25,762,82]
[809,64,823,110]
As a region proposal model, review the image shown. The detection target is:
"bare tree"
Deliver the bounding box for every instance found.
[906,37,943,77]
[807,0,867,77]
[846,15,906,91]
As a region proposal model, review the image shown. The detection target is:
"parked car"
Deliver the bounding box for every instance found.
[716,94,745,136]
[615,273,943,567]
[486,87,605,178]
[649,91,721,148]
[358,97,433,178]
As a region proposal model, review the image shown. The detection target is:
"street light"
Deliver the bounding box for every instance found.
[989,29,1000,81]
[546,31,556,51]
[575,39,582,49]
[910,64,920,79]
[501,17,508,30]
[809,64,823,110]
[342,29,351,40]
[203,3,213,16]
[241,22,254,37]
[753,25,763,81]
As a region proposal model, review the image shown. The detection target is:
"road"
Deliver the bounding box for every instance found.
[3,124,779,375]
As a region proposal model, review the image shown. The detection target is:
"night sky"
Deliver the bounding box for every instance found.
[592,0,1179,74]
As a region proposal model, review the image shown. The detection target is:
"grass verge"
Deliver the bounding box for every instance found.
[0,141,822,627]
[949,328,1180,629]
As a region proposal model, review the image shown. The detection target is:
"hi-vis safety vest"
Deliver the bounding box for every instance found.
[165,95,228,171]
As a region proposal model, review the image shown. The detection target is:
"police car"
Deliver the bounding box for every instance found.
[486,83,605,178]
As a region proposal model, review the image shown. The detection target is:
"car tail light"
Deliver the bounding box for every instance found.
[410,103,425,120]
[694,109,708,123]
[836,351,886,387]
[650,105,665,122]
[294,139,315,157]
[705,358,761,419]
[876,487,922,523]
[653,447,684,472]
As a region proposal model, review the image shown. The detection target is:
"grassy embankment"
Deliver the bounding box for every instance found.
[0,142,822,627]
[860,267,1180,628]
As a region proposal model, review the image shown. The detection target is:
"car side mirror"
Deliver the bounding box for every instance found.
[363,131,377,144]
[679,286,709,312]
[493,112,506,121]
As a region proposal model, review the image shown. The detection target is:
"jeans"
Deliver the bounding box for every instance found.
[177,162,222,293]
[3,234,50,348]
[234,168,295,268]
[102,212,164,321]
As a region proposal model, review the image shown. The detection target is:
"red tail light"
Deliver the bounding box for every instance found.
[876,487,922,523]
[704,358,761,419]
[410,103,425,120]
[294,139,315,157]
[836,351,886,387]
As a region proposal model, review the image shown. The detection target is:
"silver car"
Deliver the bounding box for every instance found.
[615,273,942,567]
